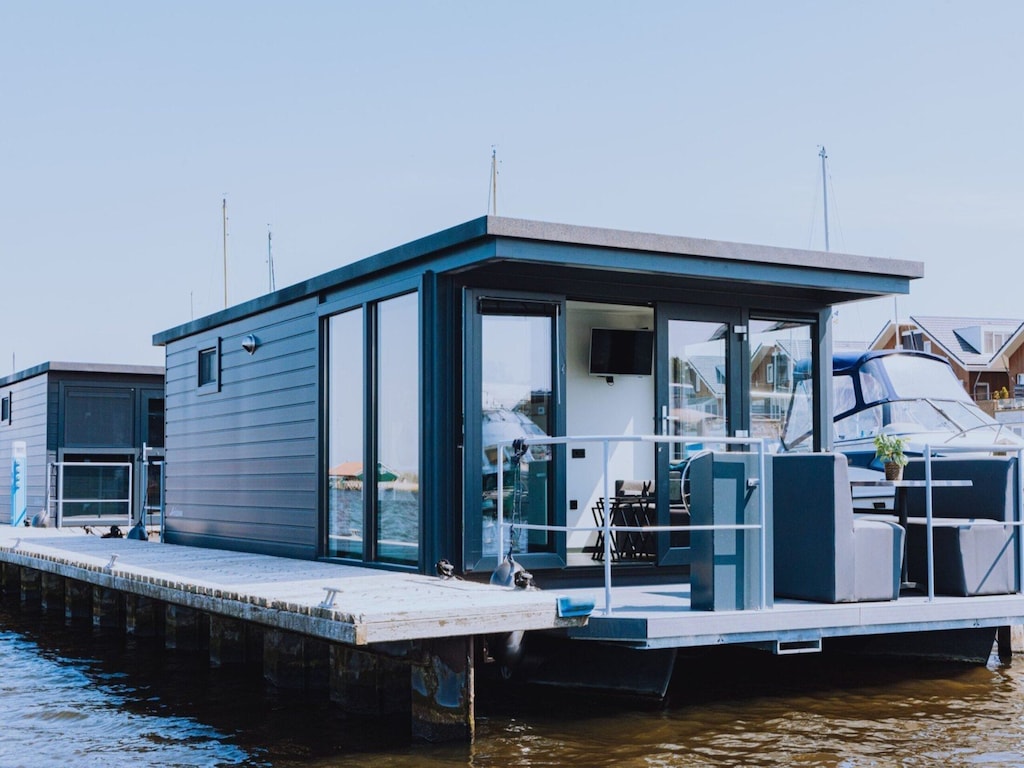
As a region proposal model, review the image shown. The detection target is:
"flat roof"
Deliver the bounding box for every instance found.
[154,215,924,346]
[0,361,165,389]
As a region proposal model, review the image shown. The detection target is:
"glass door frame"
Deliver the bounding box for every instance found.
[653,303,745,566]
[462,287,568,574]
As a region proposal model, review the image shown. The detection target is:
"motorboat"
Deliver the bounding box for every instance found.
[782,349,1024,508]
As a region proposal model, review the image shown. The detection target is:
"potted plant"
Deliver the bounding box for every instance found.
[873,433,908,480]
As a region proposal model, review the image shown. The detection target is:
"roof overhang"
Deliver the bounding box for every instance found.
[154,216,923,346]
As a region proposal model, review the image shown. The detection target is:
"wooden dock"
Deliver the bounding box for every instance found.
[0,528,584,644]
[7,525,1024,740]
[0,526,588,742]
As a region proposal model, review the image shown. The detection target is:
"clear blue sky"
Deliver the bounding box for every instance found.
[2,1,1021,371]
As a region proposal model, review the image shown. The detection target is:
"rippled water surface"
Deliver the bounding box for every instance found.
[4,599,1024,767]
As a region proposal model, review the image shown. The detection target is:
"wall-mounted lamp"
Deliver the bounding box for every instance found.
[242,334,259,355]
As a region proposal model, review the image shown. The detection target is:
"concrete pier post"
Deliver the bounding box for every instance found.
[410,636,474,743]
[41,572,65,614]
[126,595,165,639]
[65,579,93,623]
[0,562,12,599]
[165,604,209,652]
[263,628,329,691]
[210,615,261,668]
[330,645,411,716]
[92,586,126,631]
[19,567,42,612]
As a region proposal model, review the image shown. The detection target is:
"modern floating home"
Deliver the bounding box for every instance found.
[151,216,1024,685]
[153,216,923,570]
[0,362,165,529]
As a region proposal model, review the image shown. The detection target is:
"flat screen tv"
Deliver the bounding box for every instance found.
[589,328,654,377]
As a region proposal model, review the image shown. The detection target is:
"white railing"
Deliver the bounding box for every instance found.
[918,444,1024,602]
[494,434,767,615]
[52,461,133,529]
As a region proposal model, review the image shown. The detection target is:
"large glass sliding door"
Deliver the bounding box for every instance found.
[468,295,564,571]
[656,307,739,565]
[326,292,420,567]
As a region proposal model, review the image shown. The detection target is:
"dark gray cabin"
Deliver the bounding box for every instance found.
[0,362,165,528]
[153,216,922,578]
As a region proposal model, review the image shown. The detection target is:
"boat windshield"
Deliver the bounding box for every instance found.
[864,355,974,403]
[782,351,1002,452]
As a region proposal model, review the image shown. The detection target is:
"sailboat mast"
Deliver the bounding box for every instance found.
[267,225,276,293]
[820,146,830,252]
[490,146,498,216]
[222,196,229,308]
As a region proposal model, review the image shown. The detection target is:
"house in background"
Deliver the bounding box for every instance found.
[871,316,1024,402]
[0,362,165,528]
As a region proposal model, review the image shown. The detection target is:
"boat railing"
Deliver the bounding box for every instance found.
[918,444,1024,601]
[493,433,767,615]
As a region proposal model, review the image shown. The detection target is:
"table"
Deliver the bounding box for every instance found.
[850,479,972,586]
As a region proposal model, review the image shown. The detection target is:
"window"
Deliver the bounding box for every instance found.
[64,388,134,447]
[197,342,220,392]
[1,393,9,425]
[750,318,814,453]
[985,331,1008,354]
[326,292,421,567]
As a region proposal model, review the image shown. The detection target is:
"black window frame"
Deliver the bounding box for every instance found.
[197,340,221,394]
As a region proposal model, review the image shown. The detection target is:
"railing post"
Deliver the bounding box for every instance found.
[925,445,935,601]
[602,438,613,615]
[57,462,64,528]
[496,447,505,562]
[1018,448,1024,594]
[757,440,767,610]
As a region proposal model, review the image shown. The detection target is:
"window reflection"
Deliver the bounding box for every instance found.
[327,308,364,559]
[376,293,420,566]
[750,319,813,454]
[481,312,553,557]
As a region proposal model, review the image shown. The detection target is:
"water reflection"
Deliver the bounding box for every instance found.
[3,599,1024,767]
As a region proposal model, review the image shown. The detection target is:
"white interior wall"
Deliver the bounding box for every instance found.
[564,301,656,552]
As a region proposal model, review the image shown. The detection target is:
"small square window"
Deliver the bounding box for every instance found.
[197,343,220,393]
[1,394,10,425]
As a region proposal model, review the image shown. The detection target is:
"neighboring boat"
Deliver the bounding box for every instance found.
[782,349,1024,508]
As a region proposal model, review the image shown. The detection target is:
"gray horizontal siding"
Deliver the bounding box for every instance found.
[163,298,320,559]
[168,455,313,478]
[161,529,315,559]
[0,373,51,523]
[164,438,316,464]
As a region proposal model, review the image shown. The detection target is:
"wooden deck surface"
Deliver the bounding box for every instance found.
[0,527,587,645]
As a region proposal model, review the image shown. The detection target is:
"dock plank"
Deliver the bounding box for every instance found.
[0,528,586,645]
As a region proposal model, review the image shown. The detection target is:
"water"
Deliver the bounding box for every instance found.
[4,598,1024,767]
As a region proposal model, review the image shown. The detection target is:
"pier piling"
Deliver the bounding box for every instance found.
[19,567,41,612]
[65,578,92,623]
[93,586,126,631]
[165,604,209,652]
[126,594,165,639]
[410,636,475,742]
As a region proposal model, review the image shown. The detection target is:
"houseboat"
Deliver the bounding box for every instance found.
[0,362,165,529]
[149,217,1024,693]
